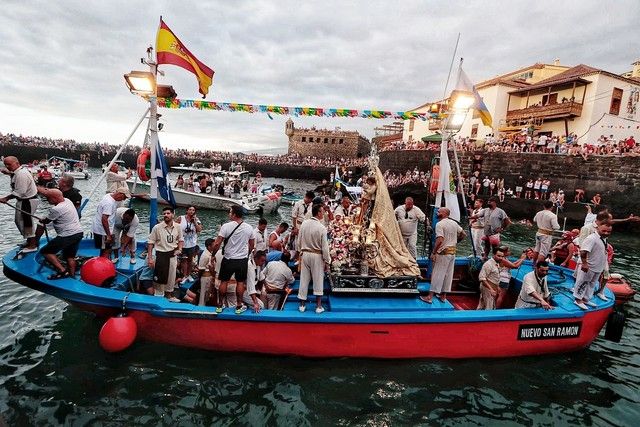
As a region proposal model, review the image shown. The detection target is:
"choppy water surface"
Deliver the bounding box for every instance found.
[0,171,638,425]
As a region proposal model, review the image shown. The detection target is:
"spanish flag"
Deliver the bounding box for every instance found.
[156,18,214,98]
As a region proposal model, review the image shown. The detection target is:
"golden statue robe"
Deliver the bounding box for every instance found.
[366,167,420,277]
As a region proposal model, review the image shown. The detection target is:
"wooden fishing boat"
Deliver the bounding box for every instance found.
[2,242,624,359]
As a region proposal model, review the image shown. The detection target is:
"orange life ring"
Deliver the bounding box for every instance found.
[136,149,151,181]
[429,164,440,194]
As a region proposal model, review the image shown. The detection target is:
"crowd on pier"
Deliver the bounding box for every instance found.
[381,132,639,158]
[0,132,367,171]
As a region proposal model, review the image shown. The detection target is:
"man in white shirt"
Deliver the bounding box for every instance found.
[147,207,184,301]
[394,197,426,259]
[423,207,465,304]
[106,163,131,193]
[263,251,295,309]
[0,156,40,252]
[175,206,203,283]
[477,248,504,310]
[333,196,353,220]
[469,198,485,257]
[291,191,314,252]
[515,261,553,309]
[253,218,268,252]
[211,204,255,314]
[532,200,560,266]
[197,238,216,306]
[297,204,331,313]
[34,189,84,279]
[573,222,610,310]
[242,250,267,313]
[113,207,139,263]
[91,186,130,258]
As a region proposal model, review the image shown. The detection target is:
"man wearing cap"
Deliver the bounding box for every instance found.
[33,188,84,279]
[91,186,130,259]
[532,200,560,266]
[0,156,40,252]
[394,197,426,260]
[106,162,131,193]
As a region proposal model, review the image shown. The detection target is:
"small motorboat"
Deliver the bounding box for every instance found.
[606,273,636,305]
[127,163,281,214]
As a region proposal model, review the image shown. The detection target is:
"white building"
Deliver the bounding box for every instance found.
[405,60,640,145]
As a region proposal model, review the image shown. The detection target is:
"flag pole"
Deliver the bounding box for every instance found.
[78,106,150,215]
[148,65,159,231]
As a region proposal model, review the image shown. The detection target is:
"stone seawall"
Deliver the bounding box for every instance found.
[380,150,640,195]
[3,145,639,194]
[0,145,333,181]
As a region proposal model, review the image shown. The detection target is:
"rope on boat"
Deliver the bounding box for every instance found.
[121,292,130,313]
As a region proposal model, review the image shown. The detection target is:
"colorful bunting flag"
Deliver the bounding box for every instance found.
[156,97,438,120]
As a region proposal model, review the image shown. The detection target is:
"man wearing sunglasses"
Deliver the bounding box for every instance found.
[394,197,426,259]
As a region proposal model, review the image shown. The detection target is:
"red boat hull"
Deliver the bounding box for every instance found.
[120,308,612,359]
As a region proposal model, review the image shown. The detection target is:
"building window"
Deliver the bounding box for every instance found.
[610,88,623,115]
[331,138,335,143]
[471,124,478,138]
[316,138,321,143]
[324,138,328,143]
[542,93,558,105]
[301,136,306,142]
[339,139,344,144]
[409,119,415,131]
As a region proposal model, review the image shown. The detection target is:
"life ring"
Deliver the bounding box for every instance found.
[136,149,151,181]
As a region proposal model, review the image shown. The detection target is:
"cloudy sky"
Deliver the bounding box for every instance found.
[1,0,638,153]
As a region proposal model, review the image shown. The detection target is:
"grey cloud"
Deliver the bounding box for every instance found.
[1,0,638,151]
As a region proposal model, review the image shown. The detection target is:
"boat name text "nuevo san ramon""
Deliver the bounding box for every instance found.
[517,322,582,340]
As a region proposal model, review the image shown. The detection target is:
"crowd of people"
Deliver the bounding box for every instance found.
[382,168,430,189]
[463,170,604,208]
[379,131,639,159]
[0,132,365,172]
[2,150,636,317]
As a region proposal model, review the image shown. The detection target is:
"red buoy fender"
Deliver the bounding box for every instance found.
[136,149,151,181]
[80,257,117,287]
[99,314,138,352]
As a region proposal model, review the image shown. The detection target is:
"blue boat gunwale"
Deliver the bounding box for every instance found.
[2,242,615,325]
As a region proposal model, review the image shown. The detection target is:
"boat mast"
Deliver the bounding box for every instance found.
[145,47,160,230]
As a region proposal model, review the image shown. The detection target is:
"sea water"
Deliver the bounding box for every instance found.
[0,171,638,425]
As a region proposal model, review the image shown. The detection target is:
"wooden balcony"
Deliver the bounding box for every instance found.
[506,101,583,121]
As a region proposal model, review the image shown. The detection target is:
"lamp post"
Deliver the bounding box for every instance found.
[124,52,175,231]
[124,68,159,230]
[441,88,476,255]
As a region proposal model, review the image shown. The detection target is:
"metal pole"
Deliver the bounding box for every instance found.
[450,131,476,257]
[78,107,150,214]
[148,64,159,231]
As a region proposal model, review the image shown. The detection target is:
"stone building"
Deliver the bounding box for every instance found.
[286,119,370,158]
